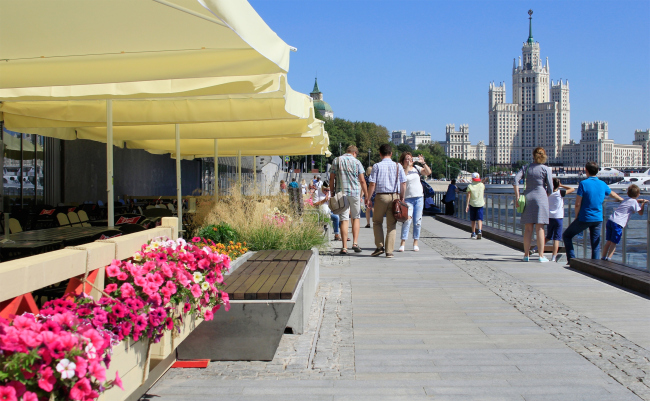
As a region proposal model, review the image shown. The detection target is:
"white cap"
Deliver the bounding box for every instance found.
[472,172,481,182]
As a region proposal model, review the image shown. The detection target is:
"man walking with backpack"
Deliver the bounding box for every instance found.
[366,144,407,258]
[330,145,369,254]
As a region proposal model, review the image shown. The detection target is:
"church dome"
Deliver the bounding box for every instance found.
[313,99,332,113]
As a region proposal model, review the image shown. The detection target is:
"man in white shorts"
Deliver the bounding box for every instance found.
[330,145,368,254]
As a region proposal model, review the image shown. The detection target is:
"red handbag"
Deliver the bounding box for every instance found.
[391,163,409,222]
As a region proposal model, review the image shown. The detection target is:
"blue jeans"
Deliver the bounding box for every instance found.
[562,219,602,262]
[330,213,340,234]
[401,197,423,240]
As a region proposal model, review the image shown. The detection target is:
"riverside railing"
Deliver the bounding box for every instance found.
[453,192,650,272]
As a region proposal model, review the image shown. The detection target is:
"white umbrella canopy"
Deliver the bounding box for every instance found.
[0,0,292,99]
[0,0,303,229]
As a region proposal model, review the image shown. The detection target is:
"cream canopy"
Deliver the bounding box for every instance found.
[0,0,327,227]
[0,0,291,99]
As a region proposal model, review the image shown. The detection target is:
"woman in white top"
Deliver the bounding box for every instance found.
[313,182,341,241]
[300,179,308,195]
[398,152,432,251]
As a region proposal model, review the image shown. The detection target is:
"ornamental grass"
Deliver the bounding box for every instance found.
[189,186,328,251]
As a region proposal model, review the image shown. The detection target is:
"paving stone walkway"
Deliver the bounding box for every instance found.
[146,217,650,400]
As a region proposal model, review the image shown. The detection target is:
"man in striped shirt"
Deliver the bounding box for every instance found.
[366,144,406,258]
[330,145,368,254]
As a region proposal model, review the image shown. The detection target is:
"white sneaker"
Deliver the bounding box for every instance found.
[398,245,405,252]
[413,245,419,252]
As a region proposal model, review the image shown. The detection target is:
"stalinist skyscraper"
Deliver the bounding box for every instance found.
[488,10,570,167]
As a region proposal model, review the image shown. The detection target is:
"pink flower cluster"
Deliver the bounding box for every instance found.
[106,237,231,323]
[0,314,122,401]
[40,296,170,344]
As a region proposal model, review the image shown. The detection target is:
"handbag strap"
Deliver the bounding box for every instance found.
[522,164,528,192]
[394,162,400,194]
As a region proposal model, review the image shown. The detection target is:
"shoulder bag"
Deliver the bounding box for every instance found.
[516,165,527,213]
[328,158,349,214]
[392,163,409,222]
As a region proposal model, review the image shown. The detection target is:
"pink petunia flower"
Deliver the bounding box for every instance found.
[106,264,121,277]
[38,366,56,392]
[89,361,106,382]
[203,309,214,321]
[116,271,129,281]
[22,392,38,401]
[192,236,201,242]
[104,283,118,293]
[114,371,124,390]
[191,284,202,298]
[0,386,16,401]
[120,283,136,298]
[69,377,91,400]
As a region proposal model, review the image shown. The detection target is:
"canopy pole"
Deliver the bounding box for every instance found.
[175,124,182,236]
[253,155,257,195]
[106,100,114,227]
[213,139,218,203]
[237,150,242,195]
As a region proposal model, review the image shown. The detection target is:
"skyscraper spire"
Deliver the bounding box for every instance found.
[527,9,534,45]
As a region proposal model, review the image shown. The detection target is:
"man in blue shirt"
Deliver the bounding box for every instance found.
[562,161,623,266]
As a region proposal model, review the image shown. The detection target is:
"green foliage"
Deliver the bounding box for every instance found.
[244,221,329,251]
[197,223,239,244]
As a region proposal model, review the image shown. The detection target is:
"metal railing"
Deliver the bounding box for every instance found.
[452,192,650,272]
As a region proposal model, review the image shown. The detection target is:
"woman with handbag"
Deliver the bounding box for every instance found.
[397,152,432,252]
[513,147,554,262]
[313,182,341,241]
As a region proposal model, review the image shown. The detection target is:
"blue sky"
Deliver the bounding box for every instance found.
[250,0,650,145]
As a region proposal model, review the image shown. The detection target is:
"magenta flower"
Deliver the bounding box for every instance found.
[114,371,124,390]
[111,303,127,318]
[203,309,214,321]
[22,392,38,401]
[120,283,136,298]
[0,386,17,401]
[89,361,106,382]
[69,377,91,400]
[106,264,121,277]
[104,283,118,293]
[192,236,201,242]
[183,303,192,314]
[38,366,56,392]
[116,271,129,281]
[191,284,202,298]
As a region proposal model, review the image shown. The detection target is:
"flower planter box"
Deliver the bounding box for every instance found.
[99,338,150,401]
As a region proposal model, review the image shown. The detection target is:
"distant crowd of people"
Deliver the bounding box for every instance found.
[443,146,646,265]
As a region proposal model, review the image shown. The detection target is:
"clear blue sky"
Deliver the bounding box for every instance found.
[250,0,650,145]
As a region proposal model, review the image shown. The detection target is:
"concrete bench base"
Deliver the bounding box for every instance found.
[177,248,319,361]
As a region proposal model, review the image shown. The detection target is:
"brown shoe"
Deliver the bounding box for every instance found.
[365,224,371,228]
[333,234,342,241]
[386,253,394,258]
[371,247,385,257]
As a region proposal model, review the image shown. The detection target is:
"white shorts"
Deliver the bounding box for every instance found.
[338,195,361,221]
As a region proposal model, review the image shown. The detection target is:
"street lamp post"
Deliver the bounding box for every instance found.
[368,149,371,167]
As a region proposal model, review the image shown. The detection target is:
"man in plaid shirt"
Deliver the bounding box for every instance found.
[366,144,406,258]
[330,145,368,254]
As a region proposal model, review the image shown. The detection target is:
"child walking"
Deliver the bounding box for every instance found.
[465,173,485,239]
[601,184,648,261]
[547,178,575,262]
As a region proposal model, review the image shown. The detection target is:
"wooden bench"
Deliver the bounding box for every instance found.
[569,258,650,296]
[224,250,312,300]
[177,249,319,361]
[436,215,565,253]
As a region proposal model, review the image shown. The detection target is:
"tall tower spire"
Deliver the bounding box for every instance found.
[312,77,321,94]
[527,9,534,45]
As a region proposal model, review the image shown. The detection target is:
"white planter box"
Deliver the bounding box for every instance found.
[150,307,204,360]
[99,338,150,401]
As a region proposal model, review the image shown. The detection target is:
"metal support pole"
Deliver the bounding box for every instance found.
[601,201,606,249]
[237,150,242,195]
[253,155,257,195]
[213,139,218,202]
[19,134,23,208]
[106,99,114,227]
[622,225,627,265]
[497,195,501,230]
[512,196,516,234]
[490,195,494,227]
[646,209,650,271]
[175,124,182,235]
[505,195,509,232]
[582,228,588,259]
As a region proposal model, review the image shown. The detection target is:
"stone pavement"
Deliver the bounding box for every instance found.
[145,216,650,400]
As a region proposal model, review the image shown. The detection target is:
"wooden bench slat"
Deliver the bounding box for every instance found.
[247,250,268,261]
[250,261,271,275]
[296,250,312,261]
[274,250,289,260]
[257,274,281,300]
[264,250,281,261]
[233,274,261,300]
[290,261,307,276]
[280,250,297,261]
[280,274,301,299]
[279,261,297,275]
[223,273,251,294]
[245,274,272,300]
[268,270,291,299]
